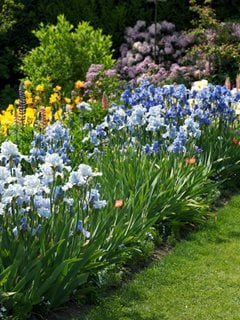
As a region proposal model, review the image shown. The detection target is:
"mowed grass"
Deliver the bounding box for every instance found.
[74,195,240,320]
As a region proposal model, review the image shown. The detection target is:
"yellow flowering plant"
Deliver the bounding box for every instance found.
[0,77,111,145]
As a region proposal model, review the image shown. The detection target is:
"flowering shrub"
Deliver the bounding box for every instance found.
[115,15,240,87]
[115,20,202,86]
[0,82,68,135]
[83,63,125,103]
[185,0,240,84]
[0,79,109,138]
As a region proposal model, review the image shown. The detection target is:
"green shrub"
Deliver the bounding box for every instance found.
[20,15,115,97]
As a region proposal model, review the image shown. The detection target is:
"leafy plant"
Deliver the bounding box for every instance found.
[20,15,115,98]
[185,0,240,84]
[0,122,162,318]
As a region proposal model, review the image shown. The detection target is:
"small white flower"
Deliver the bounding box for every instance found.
[2,183,25,202]
[23,175,41,196]
[13,226,18,237]
[191,79,208,92]
[45,153,64,171]
[68,171,86,186]
[0,166,10,180]
[78,164,93,177]
[39,163,54,184]
[93,200,107,209]
[76,102,92,111]
[0,203,5,215]
[34,195,51,218]
[1,141,19,158]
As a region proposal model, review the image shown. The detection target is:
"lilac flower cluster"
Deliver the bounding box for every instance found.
[84,63,118,90]
[115,20,240,86]
[83,63,122,103]
[115,20,202,86]
[0,122,106,240]
[83,80,239,156]
[183,21,240,83]
[84,64,105,88]
[232,23,240,38]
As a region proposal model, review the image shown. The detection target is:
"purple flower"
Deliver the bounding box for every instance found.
[76,220,90,238]
[20,217,28,231]
[104,69,117,78]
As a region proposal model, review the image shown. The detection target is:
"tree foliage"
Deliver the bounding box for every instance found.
[0,0,23,35]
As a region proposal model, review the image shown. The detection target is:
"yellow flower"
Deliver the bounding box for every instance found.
[25,107,36,125]
[26,97,33,105]
[0,110,15,134]
[54,109,62,121]
[54,85,62,92]
[49,93,59,104]
[45,106,52,122]
[64,97,71,104]
[35,84,44,92]
[24,90,32,98]
[75,80,85,90]
[24,79,32,88]
[34,95,41,103]
[95,80,102,86]
[7,104,14,112]
[74,96,82,104]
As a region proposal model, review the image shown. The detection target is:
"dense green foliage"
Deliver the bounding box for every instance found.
[20,15,114,95]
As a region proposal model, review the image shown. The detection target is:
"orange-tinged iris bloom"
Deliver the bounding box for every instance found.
[114,199,124,208]
[232,138,239,145]
[185,157,196,164]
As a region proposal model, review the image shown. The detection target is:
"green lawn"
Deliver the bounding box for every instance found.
[71,194,240,320]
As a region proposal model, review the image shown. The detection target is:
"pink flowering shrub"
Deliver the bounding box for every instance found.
[115,20,201,86]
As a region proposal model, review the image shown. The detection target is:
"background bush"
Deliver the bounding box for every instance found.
[1,0,240,106]
[115,20,198,86]
[20,15,115,96]
[184,0,240,84]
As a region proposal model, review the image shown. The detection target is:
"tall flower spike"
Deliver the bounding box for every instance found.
[14,105,18,126]
[40,106,47,130]
[236,74,240,91]
[101,93,109,110]
[18,82,26,127]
